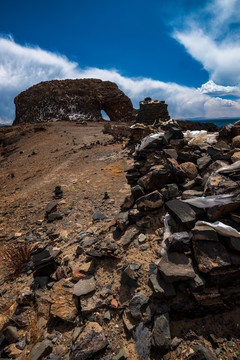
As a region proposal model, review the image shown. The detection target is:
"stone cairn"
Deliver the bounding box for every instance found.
[137,97,170,125]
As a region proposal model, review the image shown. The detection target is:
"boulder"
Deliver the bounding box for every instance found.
[129,293,148,321]
[138,166,172,192]
[168,232,191,253]
[231,151,240,162]
[50,280,77,322]
[3,326,19,344]
[192,229,231,273]
[149,264,176,298]
[232,135,240,148]
[180,162,198,179]
[197,156,212,172]
[121,227,139,246]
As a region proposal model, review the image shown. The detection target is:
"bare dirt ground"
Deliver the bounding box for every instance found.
[0,121,131,238]
[0,121,240,359]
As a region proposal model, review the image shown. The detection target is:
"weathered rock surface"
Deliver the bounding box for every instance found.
[70,322,108,360]
[136,190,164,211]
[165,200,196,230]
[50,280,77,322]
[30,340,53,360]
[158,252,196,283]
[73,276,96,296]
[152,313,171,350]
[13,79,133,124]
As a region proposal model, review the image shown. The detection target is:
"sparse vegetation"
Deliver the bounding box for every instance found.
[0,242,31,278]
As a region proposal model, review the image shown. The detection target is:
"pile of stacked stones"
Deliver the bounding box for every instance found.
[137,97,170,125]
[119,121,240,335]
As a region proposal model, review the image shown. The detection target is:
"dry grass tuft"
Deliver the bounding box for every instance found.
[0,242,31,278]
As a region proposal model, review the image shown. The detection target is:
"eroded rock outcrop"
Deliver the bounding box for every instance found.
[13,79,133,124]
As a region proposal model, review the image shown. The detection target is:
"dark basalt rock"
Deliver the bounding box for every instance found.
[158,252,196,283]
[13,79,133,124]
[149,264,176,298]
[165,199,196,230]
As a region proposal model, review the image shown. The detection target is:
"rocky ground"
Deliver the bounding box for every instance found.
[0,120,240,360]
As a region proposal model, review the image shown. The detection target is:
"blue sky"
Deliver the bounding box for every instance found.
[1,0,240,124]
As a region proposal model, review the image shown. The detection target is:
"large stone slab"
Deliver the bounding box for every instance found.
[158,252,195,283]
[136,191,164,212]
[165,199,196,230]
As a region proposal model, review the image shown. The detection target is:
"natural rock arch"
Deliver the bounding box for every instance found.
[13,79,133,124]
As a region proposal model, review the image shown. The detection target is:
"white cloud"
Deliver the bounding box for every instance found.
[173,0,240,86]
[198,80,240,96]
[1,36,240,125]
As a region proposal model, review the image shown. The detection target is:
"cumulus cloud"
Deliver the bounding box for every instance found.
[173,0,240,86]
[1,35,240,124]
[198,80,240,97]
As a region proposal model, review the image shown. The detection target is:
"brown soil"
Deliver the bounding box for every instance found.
[0,121,131,237]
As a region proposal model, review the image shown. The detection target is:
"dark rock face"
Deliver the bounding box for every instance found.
[137,97,170,124]
[13,79,133,124]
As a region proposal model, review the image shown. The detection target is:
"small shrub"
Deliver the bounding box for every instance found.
[0,243,31,277]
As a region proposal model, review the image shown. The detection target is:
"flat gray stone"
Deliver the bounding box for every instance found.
[129,293,148,321]
[122,228,139,246]
[73,276,96,296]
[149,264,176,298]
[30,340,53,360]
[92,211,106,221]
[197,155,212,172]
[152,313,171,350]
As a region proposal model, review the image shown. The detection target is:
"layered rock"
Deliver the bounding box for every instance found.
[13,79,133,124]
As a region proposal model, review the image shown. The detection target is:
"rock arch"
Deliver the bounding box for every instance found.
[13,79,133,124]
